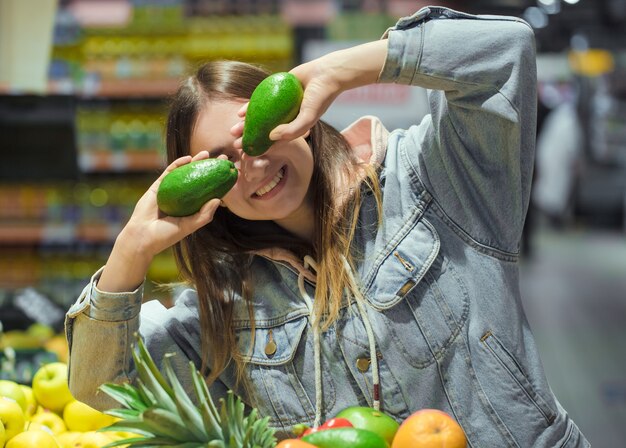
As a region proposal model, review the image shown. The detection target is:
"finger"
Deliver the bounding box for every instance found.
[216,154,229,161]
[269,107,317,141]
[178,198,221,234]
[237,102,249,117]
[230,120,245,137]
[150,155,192,191]
[192,150,210,161]
[232,136,243,150]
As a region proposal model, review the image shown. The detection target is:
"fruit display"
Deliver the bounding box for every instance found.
[157,158,239,217]
[97,334,467,448]
[242,72,304,156]
[0,368,123,448]
[0,327,467,447]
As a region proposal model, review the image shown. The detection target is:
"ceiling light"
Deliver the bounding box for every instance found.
[524,7,549,28]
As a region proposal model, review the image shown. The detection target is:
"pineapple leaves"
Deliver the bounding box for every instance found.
[99,383,147,412]
[99,333,276,448]
[163,354,209,441]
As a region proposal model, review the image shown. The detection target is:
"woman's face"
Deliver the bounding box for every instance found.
[189,99,315,227]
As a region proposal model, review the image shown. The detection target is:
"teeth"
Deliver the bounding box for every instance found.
[255,168,284,196]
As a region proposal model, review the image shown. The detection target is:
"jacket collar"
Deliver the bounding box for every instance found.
[252,116,389,283]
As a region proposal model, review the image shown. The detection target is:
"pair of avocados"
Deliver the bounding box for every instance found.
[157,72,303,217]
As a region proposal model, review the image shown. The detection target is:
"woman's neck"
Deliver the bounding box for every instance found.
[274,201,315,243]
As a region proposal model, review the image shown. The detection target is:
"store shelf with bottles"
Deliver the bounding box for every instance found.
[0,245,178,309]
[0,180,147,246]
[75,98,168,173]
[49,5,294,99]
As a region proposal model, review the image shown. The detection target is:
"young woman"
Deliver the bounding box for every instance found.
[66,6,589,446]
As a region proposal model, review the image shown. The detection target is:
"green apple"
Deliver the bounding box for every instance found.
[56,431,81,448]
[32,362,74,413]
[30,409,67,434]
[63,399,116,432]
[5,428,60,448]
[73,430,113,447]
[0,380,27,413]
[26,323,55,340]
[335,406,400,446]
[0,396,26,442]
[0,418,6,447]
[18,385,37,417]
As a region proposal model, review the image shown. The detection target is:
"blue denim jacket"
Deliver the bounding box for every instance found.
[66,7,589,447]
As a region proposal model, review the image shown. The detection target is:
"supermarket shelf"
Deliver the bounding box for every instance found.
[79,150,165,172]
[86,78,180,98]
[0,79,180,99]
[0,222,122,245]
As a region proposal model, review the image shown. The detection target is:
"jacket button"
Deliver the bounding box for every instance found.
[356,357,371,372]
[265,340,277,357]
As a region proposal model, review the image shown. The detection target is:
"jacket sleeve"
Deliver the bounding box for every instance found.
[64,268,226,410]
[379,7,537,254]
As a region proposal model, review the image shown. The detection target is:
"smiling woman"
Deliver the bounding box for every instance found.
[189,97,315,227]
[66,6,589,447]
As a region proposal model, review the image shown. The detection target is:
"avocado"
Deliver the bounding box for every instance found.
[157,158,238,217]
[242,72,304,156]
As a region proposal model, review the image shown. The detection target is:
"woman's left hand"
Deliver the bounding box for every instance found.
[231,39,388,147]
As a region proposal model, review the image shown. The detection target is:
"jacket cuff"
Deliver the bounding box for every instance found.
[66,266,144,322]
[378,7,429,84]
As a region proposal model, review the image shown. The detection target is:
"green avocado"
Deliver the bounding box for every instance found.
[242,72,304,156]
[157,158,238,217]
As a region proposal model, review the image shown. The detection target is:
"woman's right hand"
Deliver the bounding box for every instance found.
[123,150,222,257]
[268,39,389,143]
[97,151,222,293]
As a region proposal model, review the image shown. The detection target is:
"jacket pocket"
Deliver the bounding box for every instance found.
[362,217,469,368]
[480,330,556,426]
[235,315,334,431]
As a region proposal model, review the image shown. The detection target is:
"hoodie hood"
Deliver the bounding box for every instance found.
[253,116,389,283]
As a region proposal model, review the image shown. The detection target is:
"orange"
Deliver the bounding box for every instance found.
[391,409,467,448]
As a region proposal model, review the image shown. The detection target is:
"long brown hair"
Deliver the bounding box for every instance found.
[166,60,382,386]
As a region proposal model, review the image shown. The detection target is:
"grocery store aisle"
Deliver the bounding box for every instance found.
[520,227,626,448]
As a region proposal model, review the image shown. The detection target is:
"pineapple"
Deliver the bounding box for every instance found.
[98,334,276,448]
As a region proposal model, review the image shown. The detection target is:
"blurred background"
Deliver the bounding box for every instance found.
[0,0,624,446]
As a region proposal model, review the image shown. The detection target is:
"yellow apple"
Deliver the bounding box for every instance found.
[18,385,37,417]
[30,409,67,434]
[5,428,60,448]
[0,380,27,413]
[44,335,69,364]
[63,400,116,432]
[32,362,74,413]
[26,323,55,340]
[0,418,6,447]
[0,397,26,442]
[56,430,82,448]
[73,431,113,448]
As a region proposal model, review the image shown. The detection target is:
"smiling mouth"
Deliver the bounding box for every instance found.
[254,166,285,197]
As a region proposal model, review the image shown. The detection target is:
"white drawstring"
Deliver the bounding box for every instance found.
[341,255,381,411]
[297,255,323,428]
[296,254,381,430]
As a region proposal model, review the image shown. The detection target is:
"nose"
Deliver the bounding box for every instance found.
[238,153,270,182]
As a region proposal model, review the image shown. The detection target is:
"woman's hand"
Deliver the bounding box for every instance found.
[125,150,223,256]
[232,39,388,147]
[97,151,223,293]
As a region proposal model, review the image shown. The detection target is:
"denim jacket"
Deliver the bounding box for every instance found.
[65,7,589,447]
